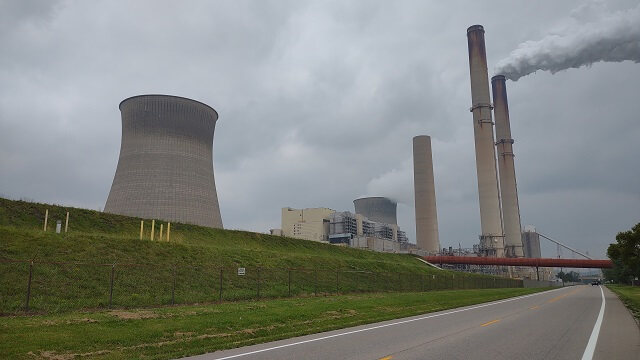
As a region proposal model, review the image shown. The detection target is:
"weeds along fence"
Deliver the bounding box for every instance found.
[0,259,523,314]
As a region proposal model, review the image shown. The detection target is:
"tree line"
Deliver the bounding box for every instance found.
[604,222,640,285]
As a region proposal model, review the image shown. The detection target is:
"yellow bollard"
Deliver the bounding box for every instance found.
[167,223,171,242]
[151,220,155,241]
[140,220,144,240]
[159,224,163,240]
[43,209,48,231]
[65,212,69,233]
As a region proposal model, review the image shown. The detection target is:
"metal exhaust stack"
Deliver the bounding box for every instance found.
[492,75,524,257]
[413,135,440,253]
[466,25,504,257]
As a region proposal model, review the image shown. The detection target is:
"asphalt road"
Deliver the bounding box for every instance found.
[184,286,640,360]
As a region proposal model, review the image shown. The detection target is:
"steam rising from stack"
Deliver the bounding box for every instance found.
[495,3,640,81]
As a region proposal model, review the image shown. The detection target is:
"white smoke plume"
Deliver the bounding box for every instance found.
[494,2,640,81]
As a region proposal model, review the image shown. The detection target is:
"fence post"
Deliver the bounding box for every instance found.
[171,265,176,305]
[288,268,291,297]
[256,268,261,298]
[25,260,34,312]
[219,267,223,301]
[109,262,116,308]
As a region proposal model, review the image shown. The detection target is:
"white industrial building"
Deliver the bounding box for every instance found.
[271,205,410,253]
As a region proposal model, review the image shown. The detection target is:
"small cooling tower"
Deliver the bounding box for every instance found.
[353,197,397,225]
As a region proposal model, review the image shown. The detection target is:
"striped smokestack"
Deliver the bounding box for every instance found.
[492,75,524,257]
[467,25,504,257]
[413,135,440,253]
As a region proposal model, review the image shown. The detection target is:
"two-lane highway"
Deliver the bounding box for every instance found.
[185,286,640,360]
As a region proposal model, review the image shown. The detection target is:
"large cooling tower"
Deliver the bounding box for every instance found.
[413,135,440,252]
[492,75,524,257]
[467,25,504,257]
[353,197,397,225]
[104,95,223,228]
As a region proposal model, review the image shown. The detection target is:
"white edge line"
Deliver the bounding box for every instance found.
[208,287,566,360]
[581,286,606,360]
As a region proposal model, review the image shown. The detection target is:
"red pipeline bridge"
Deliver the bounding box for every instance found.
[422,256,612,269]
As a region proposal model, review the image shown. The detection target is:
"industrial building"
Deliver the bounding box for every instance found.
[105,95,223,228]
[522,225,542,259]
[279,207,333,242]
[328,210,408,244]
[273,198,410,253]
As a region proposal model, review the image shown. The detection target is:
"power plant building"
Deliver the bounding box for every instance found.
[105,95,223,228]
[280,207,333,242]
[276,203,408,253]
[522,226,542,259]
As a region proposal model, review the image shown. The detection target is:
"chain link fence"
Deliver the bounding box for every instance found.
[0,259,523,314]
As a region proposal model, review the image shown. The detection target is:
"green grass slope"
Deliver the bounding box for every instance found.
[0,197,428,269]
[0,197,520,313]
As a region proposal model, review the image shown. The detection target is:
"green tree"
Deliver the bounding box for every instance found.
[557,270,580,282]
[606,222,640,284]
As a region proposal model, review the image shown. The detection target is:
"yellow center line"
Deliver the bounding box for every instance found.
[481,319,501,327]
[548,288,582,303]
[529,305,539,309]
[379,357,393,360]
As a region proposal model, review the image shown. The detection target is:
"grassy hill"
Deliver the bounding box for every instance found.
[0,197,430,269]
[0,197,519,314]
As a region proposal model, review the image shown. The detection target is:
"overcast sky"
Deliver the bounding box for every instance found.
[1,0,638,260]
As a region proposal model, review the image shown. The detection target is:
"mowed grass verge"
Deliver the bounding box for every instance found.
[606,284,640,322]
[0,288,550,360]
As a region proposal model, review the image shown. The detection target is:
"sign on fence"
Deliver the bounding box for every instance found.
[237,267,245,276]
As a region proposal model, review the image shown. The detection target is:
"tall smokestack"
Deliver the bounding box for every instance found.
[492,75,524,257]
[467,25,504,257]
[413,135,440,253]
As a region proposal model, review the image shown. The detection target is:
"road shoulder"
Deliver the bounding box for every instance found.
[594,286,640,360]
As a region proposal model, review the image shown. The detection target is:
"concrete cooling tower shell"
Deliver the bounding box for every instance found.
[353,197,397,225]
[104,95,223,228]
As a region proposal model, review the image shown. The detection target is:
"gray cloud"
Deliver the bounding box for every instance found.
[1,0,638,261]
